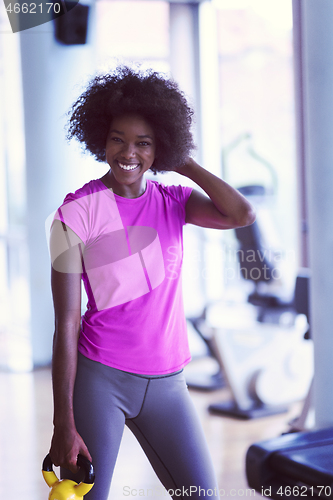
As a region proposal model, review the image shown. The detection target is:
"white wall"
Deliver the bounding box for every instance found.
[20,6,96,366]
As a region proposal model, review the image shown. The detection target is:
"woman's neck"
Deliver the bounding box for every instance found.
[100,170,147,199]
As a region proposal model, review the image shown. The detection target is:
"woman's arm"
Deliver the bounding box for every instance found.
[49,221,92,473]
[176,158,256,230]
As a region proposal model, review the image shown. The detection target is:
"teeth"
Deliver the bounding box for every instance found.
[118,162,140,171]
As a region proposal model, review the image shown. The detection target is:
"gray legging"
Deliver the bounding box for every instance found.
[62,353,220,499]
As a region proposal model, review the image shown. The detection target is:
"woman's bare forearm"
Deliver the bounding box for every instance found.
[52,322,80,428]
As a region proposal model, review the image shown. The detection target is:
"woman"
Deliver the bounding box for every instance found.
[49,67,255,500]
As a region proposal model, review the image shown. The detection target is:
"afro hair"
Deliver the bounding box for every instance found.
[66,66,196,174]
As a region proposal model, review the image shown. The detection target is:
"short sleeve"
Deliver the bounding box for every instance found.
[159,184,193,225]
[169,184,193,206]
[53,194,90,244]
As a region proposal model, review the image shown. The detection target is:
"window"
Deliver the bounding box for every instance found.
[215,0,297,293]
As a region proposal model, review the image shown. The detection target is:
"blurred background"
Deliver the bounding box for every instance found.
[1,0,332,498]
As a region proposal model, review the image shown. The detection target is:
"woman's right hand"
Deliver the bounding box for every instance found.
[49,425,92,474]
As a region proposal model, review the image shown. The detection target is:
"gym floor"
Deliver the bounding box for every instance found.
[0,364,302,500]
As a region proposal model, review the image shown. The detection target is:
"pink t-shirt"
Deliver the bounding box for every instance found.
[53,178,193,375]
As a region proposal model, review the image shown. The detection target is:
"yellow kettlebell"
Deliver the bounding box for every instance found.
[42,453,95,500]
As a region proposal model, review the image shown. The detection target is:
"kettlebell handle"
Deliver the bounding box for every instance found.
[42,454,95,485]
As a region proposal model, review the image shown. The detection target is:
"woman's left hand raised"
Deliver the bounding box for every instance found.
[172,157,256,230]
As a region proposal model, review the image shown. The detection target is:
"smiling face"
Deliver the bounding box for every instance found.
[104,114,156,198]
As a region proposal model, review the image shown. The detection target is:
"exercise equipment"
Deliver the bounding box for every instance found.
[185,271,312,410]
[235,214,311,328]
[185,312,225,391]
[235,217,292,322]
[246,427,333,499]
[235,185,308,325]
[42,454,95,500]
[207,312,313,419]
